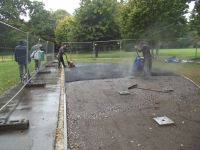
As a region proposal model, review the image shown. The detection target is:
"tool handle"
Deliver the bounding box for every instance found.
[138,87,173,93]
[65,55,68,61]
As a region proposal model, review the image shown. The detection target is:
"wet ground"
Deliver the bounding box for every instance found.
[0,66,60,150]
[66,63,200,150]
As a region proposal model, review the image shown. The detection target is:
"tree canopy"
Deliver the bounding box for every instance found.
[55,16,74,44]
[0,0,70,42]
[0,0,199,45]
[28,1,55,41]
[120,0,189,40]
[70,0,120,42]
[190,0,200,38]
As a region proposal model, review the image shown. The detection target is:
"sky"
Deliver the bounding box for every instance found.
[37,0,81,14]
[188,1,195,13]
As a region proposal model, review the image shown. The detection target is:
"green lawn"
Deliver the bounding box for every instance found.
[0,60,35,94]
[69,48,199,58]
[0,55,14,62]
[0,61,19,93]
[157,48,200,59]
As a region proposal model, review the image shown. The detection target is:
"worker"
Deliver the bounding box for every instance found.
[57,44,67,68]
[14,41,30,82]
[140,44,152,76]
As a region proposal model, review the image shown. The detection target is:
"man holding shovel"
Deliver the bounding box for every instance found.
[57,44,67,68]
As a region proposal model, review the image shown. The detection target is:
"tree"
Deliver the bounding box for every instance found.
[55,16,74,44]
[0,0,31,27]
[120,0,189,40]
[190,0,200,38]
[28,1,56,42]
[71,0,120,41]
[0,0,30,21]
[52,9,70,22]
[0,0,31,53]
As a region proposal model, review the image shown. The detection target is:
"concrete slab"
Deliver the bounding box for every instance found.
[0,119,29,131]
[25,83,46,88]
[0,67,60,150]
[153,116,175,126]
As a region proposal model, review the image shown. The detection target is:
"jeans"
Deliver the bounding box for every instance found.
[34,59,41,71]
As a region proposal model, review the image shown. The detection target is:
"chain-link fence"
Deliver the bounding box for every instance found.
[63,38,199,63]
[46,41,55,62]
[63,42,93,62]
[0,21,55,94]
[0,21,27,94]
[63,40,138,66]
[152,38,199,60]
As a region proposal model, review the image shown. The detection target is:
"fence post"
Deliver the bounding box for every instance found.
[117,40,122,58]
[26,32,29,82]
[93,42,95,58]
[195,47,198,58]
[53,43,55,60]
[93,42,98,58]
[46,41,48,62]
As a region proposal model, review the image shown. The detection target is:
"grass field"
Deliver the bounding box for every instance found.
[0,60,35,94]
[0,61,19,93]
[68,48,200,59]
[0,48,200,94]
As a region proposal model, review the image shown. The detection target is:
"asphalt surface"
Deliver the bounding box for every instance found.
[65,63,177,82]
[65,63,132,82]
[0,66,60,150]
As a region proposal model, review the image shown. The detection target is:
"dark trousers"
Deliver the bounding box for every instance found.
[144,57,152,76]
[58,56,66,68]
[18,63,30,82]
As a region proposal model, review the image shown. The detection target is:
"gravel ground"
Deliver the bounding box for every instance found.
[66,63,200,150]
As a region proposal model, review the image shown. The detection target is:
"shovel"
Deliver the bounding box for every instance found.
[128,84,173,93]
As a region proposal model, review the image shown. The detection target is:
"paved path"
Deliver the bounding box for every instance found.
[0,67,60,150]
